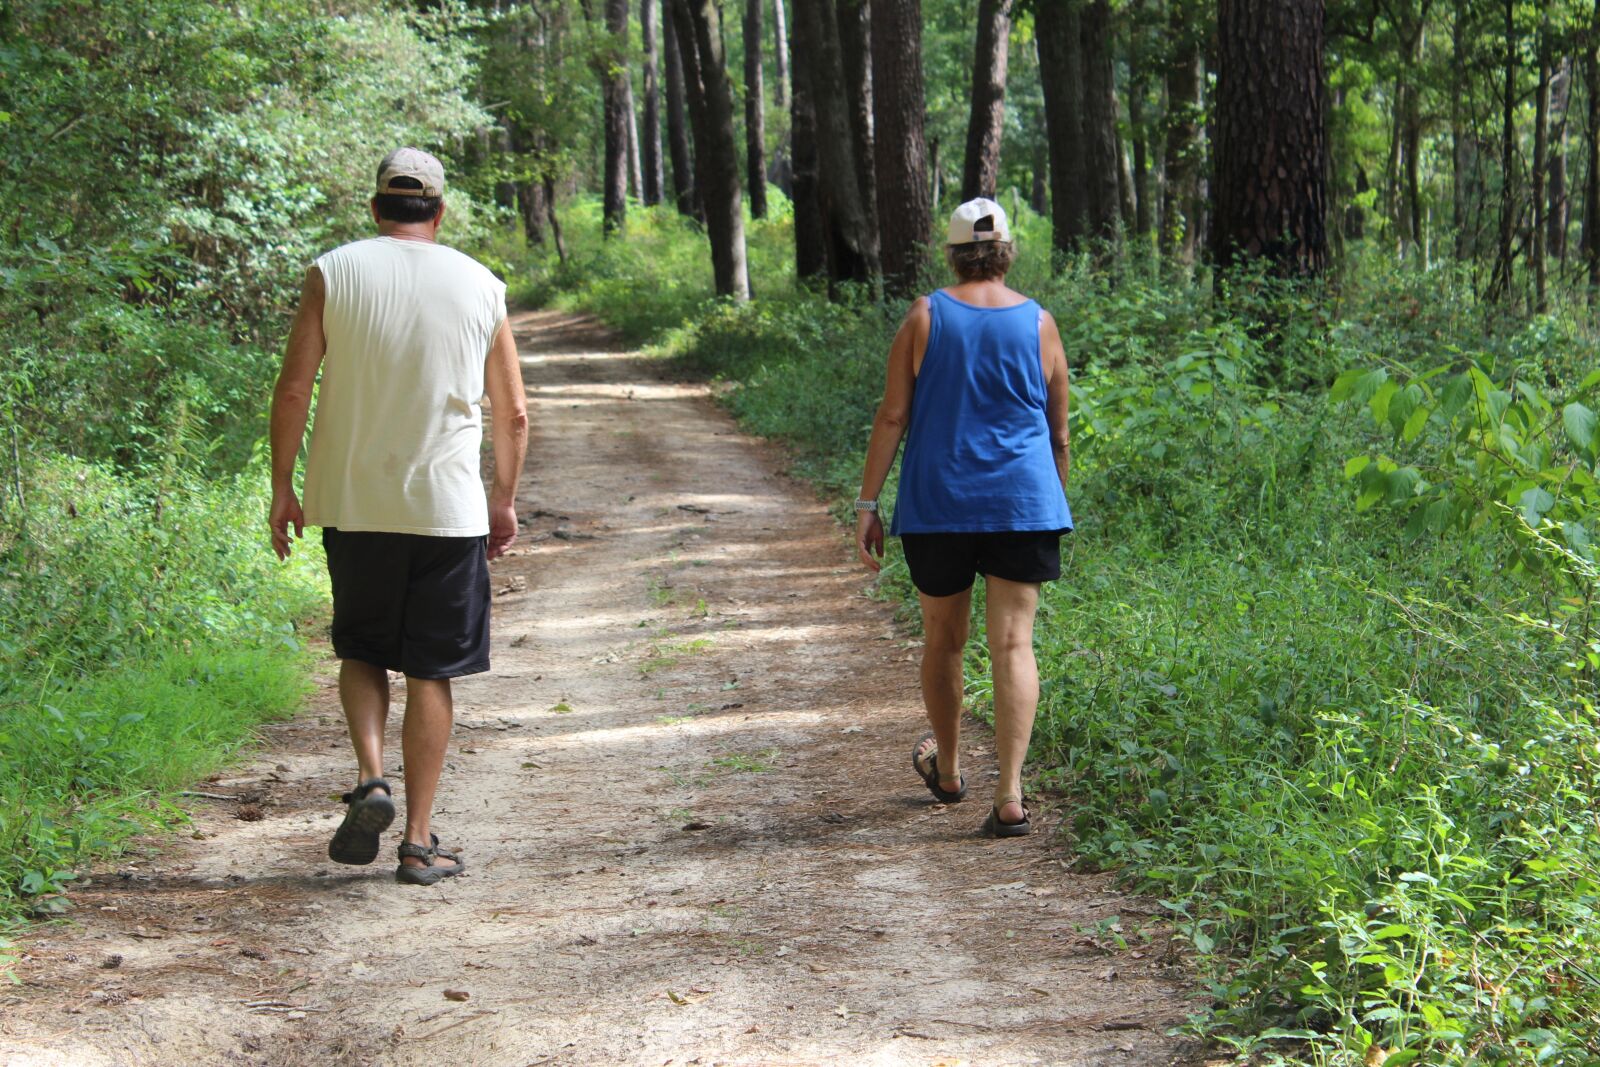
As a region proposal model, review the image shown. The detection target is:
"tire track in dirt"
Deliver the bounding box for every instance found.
[0,310,1210,1066]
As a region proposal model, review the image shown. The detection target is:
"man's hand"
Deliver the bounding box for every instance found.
[270,489,305,561]
[857,511,885,572]
[487,497,519,560]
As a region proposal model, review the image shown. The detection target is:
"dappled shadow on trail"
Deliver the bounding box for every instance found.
[0,309,1212,1067]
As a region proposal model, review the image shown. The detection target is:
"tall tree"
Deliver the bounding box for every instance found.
[642,0,665,206]
[669,0,751,298]
[1079,0,1123,241]
[961,0,1012,201]
[663,8,696,215]
[791,6,826,280]
[872,0,931,296]
[1211,0,1328,275]
[602,0,630,236]
[838,0,879,258]
[792,0,880,286]
[1534,37,1551,312]
[1127,0,1153,238]
[745,0,769,219]
[772,0,791,110]
[1038,0,1120,255]
[1160,0,1205,263]
[1488,0,1516,299]
[1549,56,1573,262]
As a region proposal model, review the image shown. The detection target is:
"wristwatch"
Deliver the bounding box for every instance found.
[853,499,878,513]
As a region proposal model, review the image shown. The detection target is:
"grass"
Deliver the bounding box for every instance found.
[535,194,1600,1065]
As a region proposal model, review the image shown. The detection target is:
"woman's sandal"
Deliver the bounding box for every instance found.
[395,833,466,886]
[912,731,968,803]
[982,794,1032,838]
[327,777,396,865]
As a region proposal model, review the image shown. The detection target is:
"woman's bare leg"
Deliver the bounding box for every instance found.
[983,576,1041,824]
[917,587,972,791]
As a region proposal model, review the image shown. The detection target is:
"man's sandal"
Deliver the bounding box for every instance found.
[982,794,1032,837]
[912,731,968,803]
[327,777,395,865]
[395,833,466,886]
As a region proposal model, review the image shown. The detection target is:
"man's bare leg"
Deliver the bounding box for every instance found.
[916,587,972,793]
[399,676,454,869]
[984,577,1041,825]
[340,660,390,792]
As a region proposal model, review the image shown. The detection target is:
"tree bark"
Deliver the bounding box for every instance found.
[793,0,880,287]
[625,76,645,202]
[773,0,792,110]
[1128,1,1151,238]
[518,179,547,246]
[1589,29,1600,298]
[1160,0,1204,264]
[838,0,879,260]
[602,0,630,236]
[871,0,931,296]
[1211,0,1328,275]
[669,0,751,298]
[1080,0,1122,241]
[544,173,568,263]
[1038,0,1086,258]
[663,8,697,216]
[1549,56,1572,263]
[1451,0,1472,261]
[1489,0,1515,301]
[1534,42,1550,312]
[791,6,827,280]
[642,0,665,206]
[961,0,1012,201]
[744,0,769,219]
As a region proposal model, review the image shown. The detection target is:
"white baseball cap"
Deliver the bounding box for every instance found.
[946,197,1012,245]
[376,147,445,197]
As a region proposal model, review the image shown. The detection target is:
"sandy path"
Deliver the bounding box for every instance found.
[1,311,1207,1066]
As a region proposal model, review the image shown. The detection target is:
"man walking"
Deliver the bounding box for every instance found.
[269,148,528,885]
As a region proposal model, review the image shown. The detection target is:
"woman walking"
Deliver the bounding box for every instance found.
[855,199,1072,837]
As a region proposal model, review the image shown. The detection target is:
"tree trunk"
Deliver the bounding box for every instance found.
[1081,0,1123,241]
[745,0,769,219]
[1031,136,1048,216]
[1211,0,1328,275]
[1128,2,1152,238]
[664,9,697,216]
[773,0,792,110]
[1489,0,1515,301]
[1038,0,1086,258]
[1550,56,1572,263]
[642,0,665,206]
[1403,34,1424,258]
[1451,0,1472,261]
[1534,43,1550,313]
[930,136,942,207]
[669,0,752,298]
[793,0,880,287]
[838,0,879,261]
[1160,0,1204,264]
[791,6,827,281]
[1589,30,1600,298]
[961,0,1012,201]
[625,76,645,202]
[544,173,568,263]
[871,0,931,297]
[602,0,630,236]
[518,179,547,246]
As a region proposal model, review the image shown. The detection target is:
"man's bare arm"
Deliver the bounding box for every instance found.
[268,267,327,560]
[483,318,528,560]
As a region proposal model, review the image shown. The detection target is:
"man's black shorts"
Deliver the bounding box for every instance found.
[899,530,1066,598]
[321,528,491,680]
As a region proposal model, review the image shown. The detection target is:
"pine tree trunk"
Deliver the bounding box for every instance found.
[1128,3,1151,238]
[1160,0,1203,264]
[1211,0,1328,275]
[773,0,792,109]
[1031,136,1048,215]
[1451,1,1472,261]
[1489,0,1515,301]
[1588,32,1600,298]
[744,0,769,219]
[1534,44,1550,313]
[543,173,568,263]
[664,9,696,216]
[669,0,752,299]
[1081,0,1122,242]
[1550,56,1572,263]
[603,0,630,236]
[871,0,930,297]
[1038,0,1086,257]
[791,7,827,281]
[838,0,879,260]
[642,0,665,206]
[930,136,942,207]
[519,179,547,246]
[625,76,644,201]
[961,0,1011,201]
[792,0,880,287]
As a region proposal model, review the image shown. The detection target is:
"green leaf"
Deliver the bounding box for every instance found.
[1370,381,1400,426]
[1520,488,1555,527]
[1401,403,1430,443]
[1439,372,1473,421]
[1563,402,1598,454]
[1344,455,1372,479]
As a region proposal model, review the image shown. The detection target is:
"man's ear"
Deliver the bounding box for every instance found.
[370,198,382,225]
[432,202,447,233]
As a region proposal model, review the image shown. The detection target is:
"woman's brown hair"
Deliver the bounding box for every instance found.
[945,239,1016,282]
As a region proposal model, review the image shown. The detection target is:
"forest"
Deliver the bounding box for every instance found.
[6,0,1600,1063]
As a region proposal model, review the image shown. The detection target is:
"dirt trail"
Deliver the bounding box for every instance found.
[2,311,1207,1066]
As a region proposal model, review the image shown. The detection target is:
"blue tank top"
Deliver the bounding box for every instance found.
[890,290,1074,535]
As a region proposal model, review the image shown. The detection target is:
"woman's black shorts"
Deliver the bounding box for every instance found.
[321,528,491,680]
[899,529,1066,598]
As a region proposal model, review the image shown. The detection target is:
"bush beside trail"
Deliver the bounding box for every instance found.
[541,198,1600,1066]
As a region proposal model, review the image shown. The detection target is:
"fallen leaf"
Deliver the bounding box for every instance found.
[443,990,470,1002]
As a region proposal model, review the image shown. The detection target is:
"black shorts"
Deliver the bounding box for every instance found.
[899,530,1065,598]
[321,529,491,680]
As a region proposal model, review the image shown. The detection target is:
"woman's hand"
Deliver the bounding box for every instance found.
[857,510,885,572]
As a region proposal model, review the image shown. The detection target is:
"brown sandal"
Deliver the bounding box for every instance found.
[395,833,466,886]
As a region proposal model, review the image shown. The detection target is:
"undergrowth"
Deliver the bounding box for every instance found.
[540,196,1600,1065]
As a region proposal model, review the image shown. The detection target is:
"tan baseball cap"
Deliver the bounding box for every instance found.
[947,197,1012,245]
[376,147,445,197]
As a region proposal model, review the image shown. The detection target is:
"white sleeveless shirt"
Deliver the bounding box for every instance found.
[302,236,508,537]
